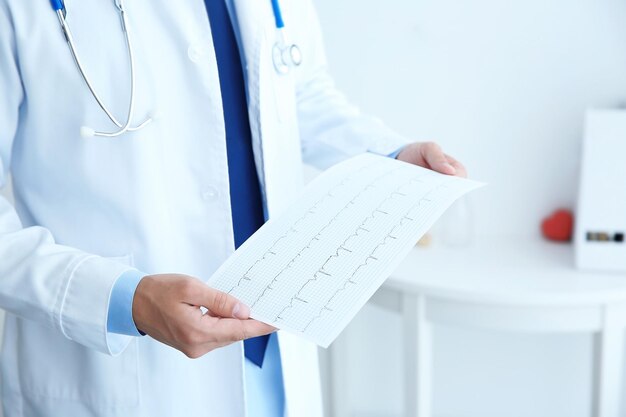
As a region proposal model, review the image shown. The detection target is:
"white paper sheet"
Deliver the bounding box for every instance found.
[208,154,484,347]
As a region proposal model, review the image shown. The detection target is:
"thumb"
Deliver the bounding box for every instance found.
[190,283,251,319]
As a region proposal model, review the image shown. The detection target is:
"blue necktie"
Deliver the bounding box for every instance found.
[204,0,270,368]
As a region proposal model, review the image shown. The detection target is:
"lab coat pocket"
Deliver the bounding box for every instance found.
[19,254,140,410]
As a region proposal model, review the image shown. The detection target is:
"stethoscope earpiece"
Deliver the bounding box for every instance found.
[289,44,302,66]
[272,41,302,75]
[270,0,302,76]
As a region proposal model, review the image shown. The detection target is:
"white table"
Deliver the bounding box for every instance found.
[330,238,626,417]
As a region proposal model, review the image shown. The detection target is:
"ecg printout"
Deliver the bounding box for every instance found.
[208,154,484,347]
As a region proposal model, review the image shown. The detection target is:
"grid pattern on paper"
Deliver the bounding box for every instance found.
[208,154,482,347]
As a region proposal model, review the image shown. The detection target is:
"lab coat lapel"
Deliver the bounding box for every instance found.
[231,0,303,218]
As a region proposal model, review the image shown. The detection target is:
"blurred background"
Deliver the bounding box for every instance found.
[3,0,626,416]
[312,0,626,416]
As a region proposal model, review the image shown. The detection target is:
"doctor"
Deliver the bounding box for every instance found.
[0,0,466,416]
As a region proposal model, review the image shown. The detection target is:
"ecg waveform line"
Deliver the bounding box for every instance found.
[254,170,426,311]
[231,167,402,302]
[298,181,451,332]
[272,175,442,325]
[248,169,399,307]
[227,177,350,294]
[227,165,385,295]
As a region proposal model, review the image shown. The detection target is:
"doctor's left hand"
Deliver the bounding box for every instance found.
[396,142,467,177]
[132,274,275,359]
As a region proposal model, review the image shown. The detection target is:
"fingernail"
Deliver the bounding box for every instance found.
[232,303,250,319]
[443,162,456,173]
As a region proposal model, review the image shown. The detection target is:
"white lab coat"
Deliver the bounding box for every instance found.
[0,0,407,416]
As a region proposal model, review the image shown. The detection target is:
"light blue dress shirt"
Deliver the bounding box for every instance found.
[245,333,286,417]
[107,269,145,336]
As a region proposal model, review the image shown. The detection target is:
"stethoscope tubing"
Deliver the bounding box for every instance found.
[270,0,285,29]
[57,0,152,137]
[50,0,65,12]
[52,0,297,138]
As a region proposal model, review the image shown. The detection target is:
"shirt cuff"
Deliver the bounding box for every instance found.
[387,146,405,159]
[107,269,146,336]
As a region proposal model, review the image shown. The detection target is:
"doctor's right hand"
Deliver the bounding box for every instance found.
[132,274,275,358]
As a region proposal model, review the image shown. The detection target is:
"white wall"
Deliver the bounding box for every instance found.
[315,0,626,239]
[314,0,626,416]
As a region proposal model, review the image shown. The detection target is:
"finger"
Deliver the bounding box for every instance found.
[187,282,251,319]
[193,316,275,348]
[444,154,468,178]
[209,318,276,344]
[420,142,456,175]
[181,315,274,353]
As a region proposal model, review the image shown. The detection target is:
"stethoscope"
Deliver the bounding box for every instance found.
[269,0,302,75]
[49,0,302,138]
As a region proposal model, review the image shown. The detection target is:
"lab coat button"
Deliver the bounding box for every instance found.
[202,186,219,201]
[188,45,202,63]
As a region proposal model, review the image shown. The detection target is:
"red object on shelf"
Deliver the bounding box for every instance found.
[541,209,574,242]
